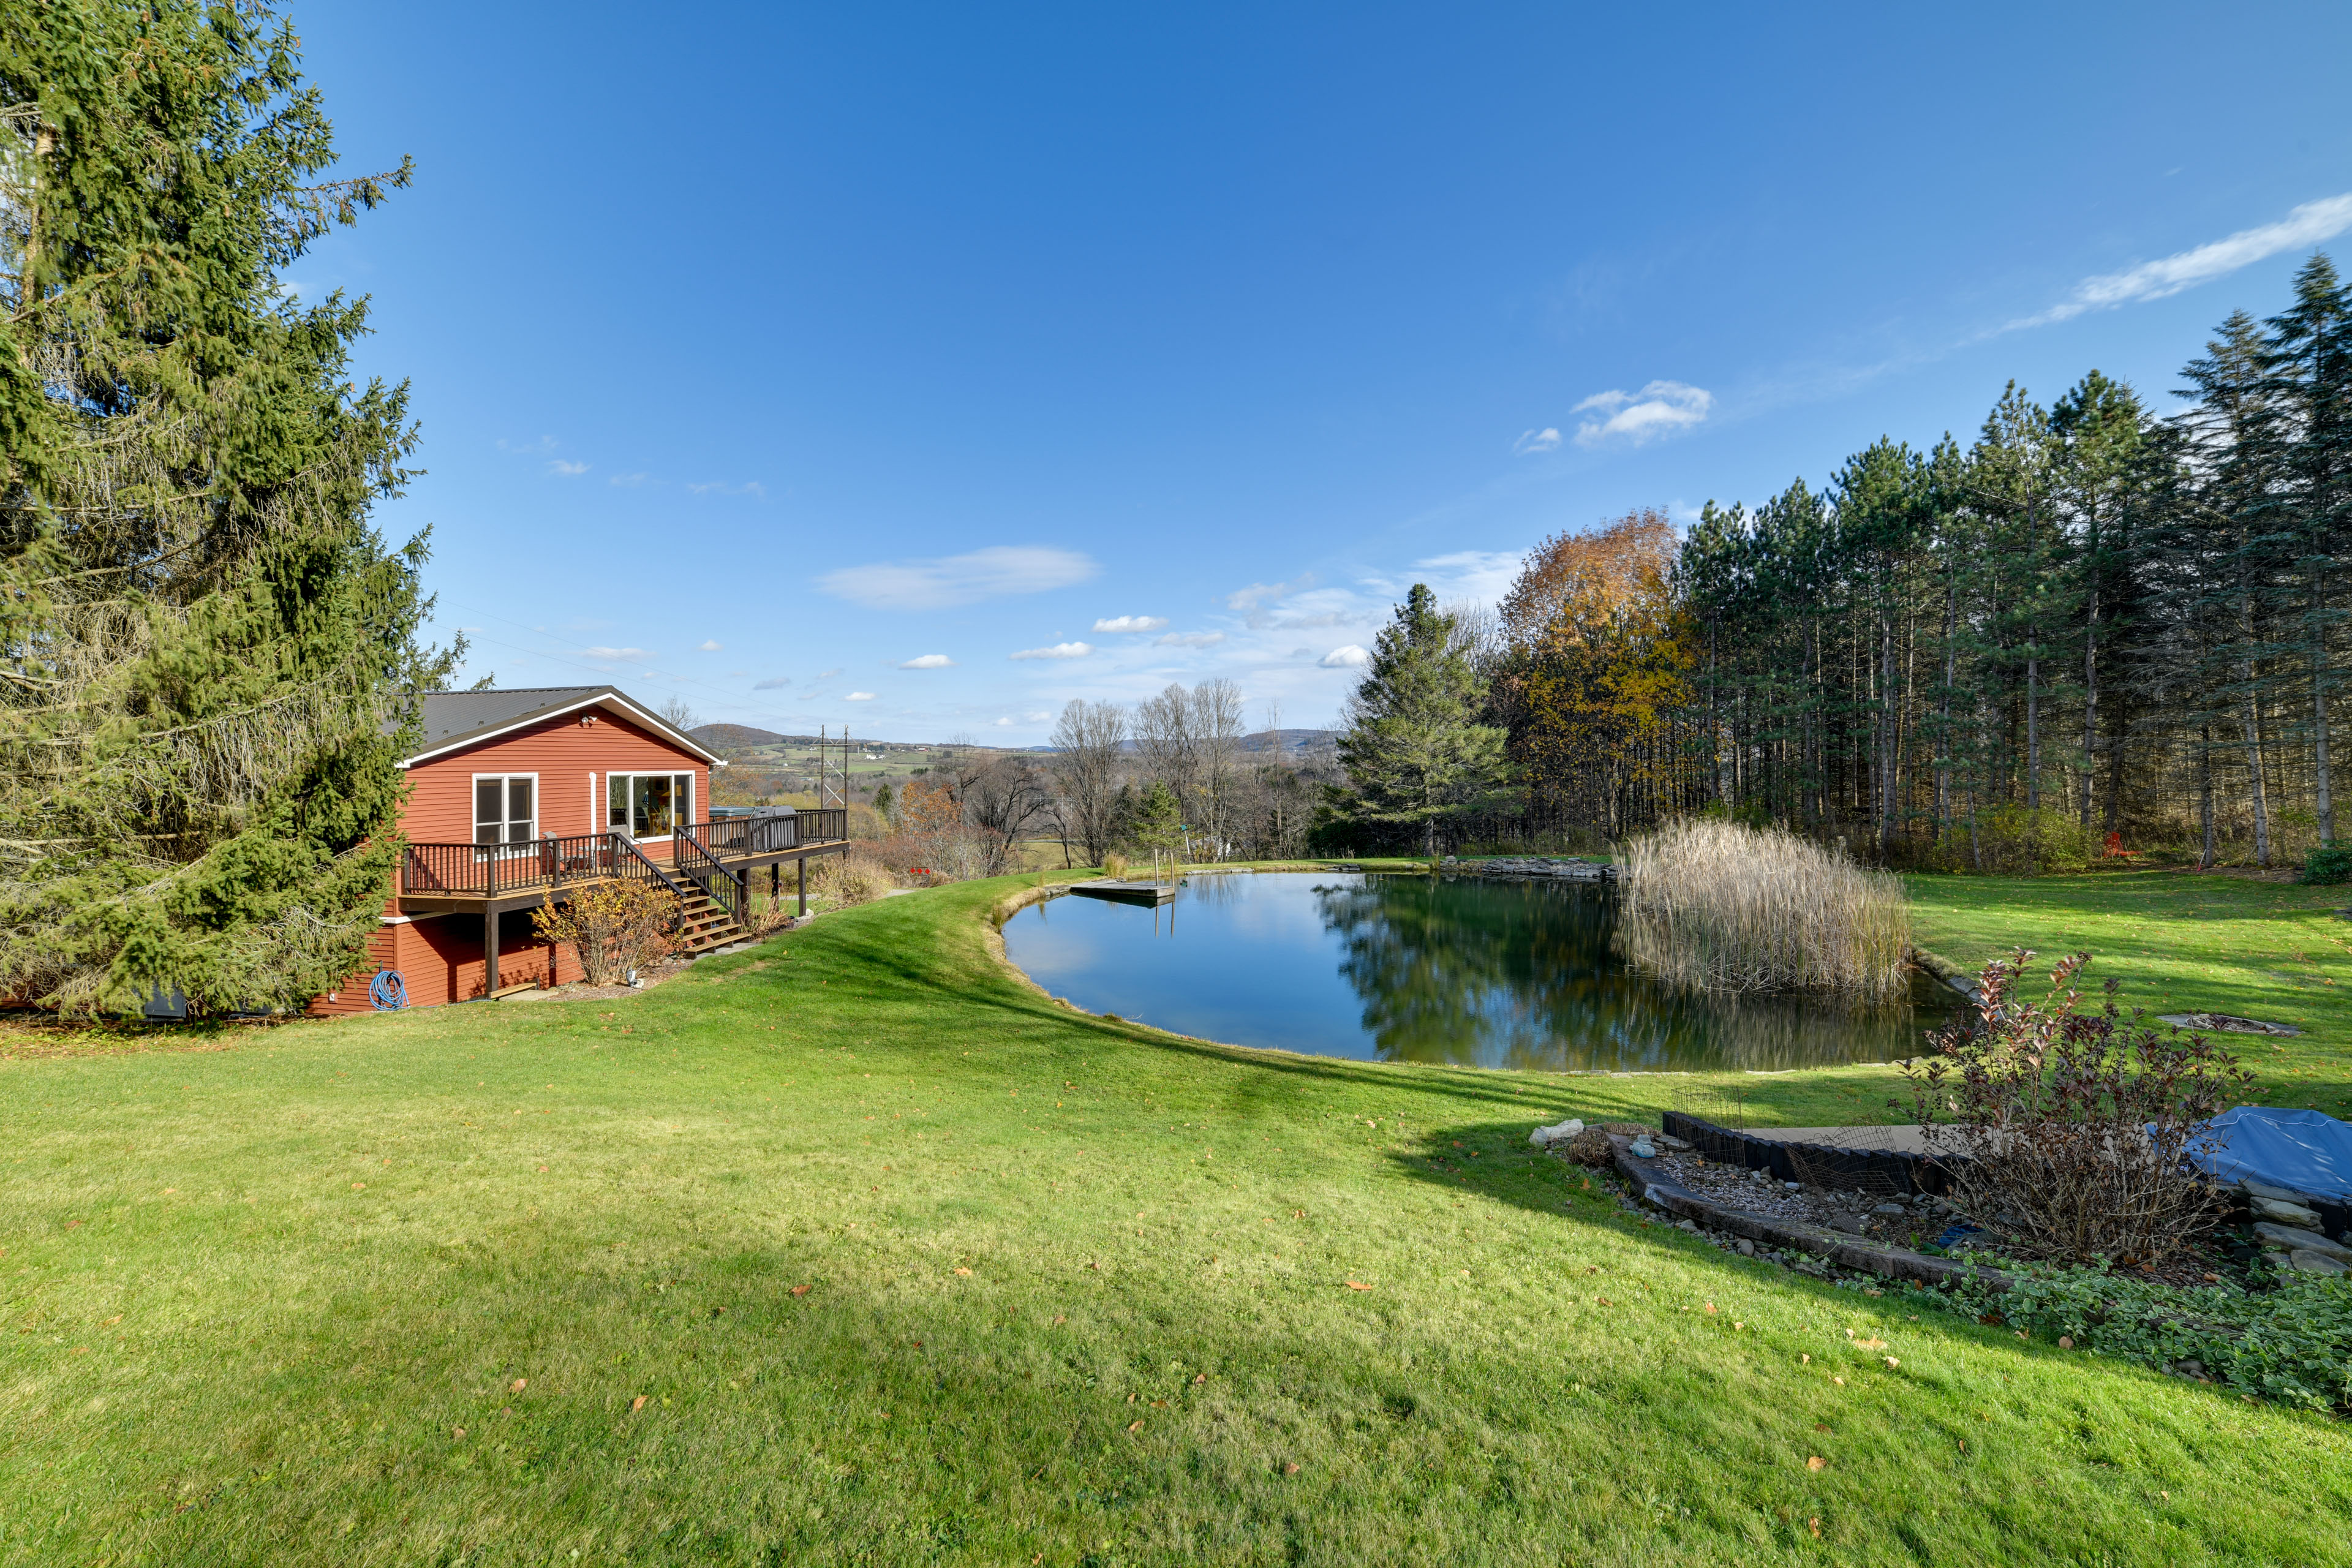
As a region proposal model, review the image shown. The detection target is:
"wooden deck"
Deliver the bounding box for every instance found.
[1069,880,1178,907]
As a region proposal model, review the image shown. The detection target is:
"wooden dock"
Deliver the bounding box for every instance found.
[1071,880,1178,907]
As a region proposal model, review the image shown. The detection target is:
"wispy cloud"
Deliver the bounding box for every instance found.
[1009,641,1094,660]
[579,646,652,660]
[548,458,590,477]
[1512,426,1562,454]
[1226,576,1310,612]
[993,715,1015,728]
[1414,549,1525,605]
[821,546,1099,611]
[1157,630,1227,649]
[1091,615,1167,633]
[845,691,876,701]
[752,676,791,690]
[2008,192,2352,331]
[688,480,766,498]
[1024,710,1051,722]
[1319,645,1370,668]
[698,639,723,652]
[1573,381,1713,447]
[608,472,649,488]
[897,654,956,669]
[497,435,559,456]
[816,668,842,679]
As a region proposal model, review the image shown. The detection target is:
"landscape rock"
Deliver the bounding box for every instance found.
[2252,1222,2351,1261]
[1629,1139,1658,1159]
[1872,1203,1907,1216]
[1737,1239,1756,1257]
[2251,1196,2322,1229]
[1528,1118,1586,1148]
[2288,1249,2349,1276]
[1826,1215,1871,1237]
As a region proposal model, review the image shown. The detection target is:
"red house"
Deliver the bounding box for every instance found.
[314,685,847,1014]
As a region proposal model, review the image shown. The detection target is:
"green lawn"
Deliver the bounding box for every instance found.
[1908,867,2352,1120]
[3,873,2348,1564]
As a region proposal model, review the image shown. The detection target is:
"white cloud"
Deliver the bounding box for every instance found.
[1155,631,1226,648]
[687,480,766,497]
[1414,549,1525,605]
[698,639,723,652]
[579,646,652,660]
[816,668,842,679]
[1091,615,1168,633]
[1572,381,1713,447]
[1226,576,1310,612]
[752,676,791,690]
[1009,641,1094,660]
[897,654,956,669]
[2011,192,2352,330]
[1319,645,1370,668]
[1512,426,1562,454]
[608,472,649,488]
[497,435,559,455]
[993,716,1014,728]
[845,692,876,701]
[820,545,1099,611]
[548,459,590,477]
[1024,710,1051,722]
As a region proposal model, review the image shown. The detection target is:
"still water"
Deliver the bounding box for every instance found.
[1001,870,1954,1072]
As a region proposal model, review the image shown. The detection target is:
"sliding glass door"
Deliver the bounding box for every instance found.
[607,772,693,840]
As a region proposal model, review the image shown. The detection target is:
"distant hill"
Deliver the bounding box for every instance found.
[692,722,792,748]
[1239,728,1336,753]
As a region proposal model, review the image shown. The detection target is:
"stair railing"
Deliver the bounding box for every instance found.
[673,824,747,925]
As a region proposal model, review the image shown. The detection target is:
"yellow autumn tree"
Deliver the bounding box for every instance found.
[1496,509,1703,835]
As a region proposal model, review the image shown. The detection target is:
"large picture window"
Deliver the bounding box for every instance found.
[608,772,693,840]
[474,775,537,846]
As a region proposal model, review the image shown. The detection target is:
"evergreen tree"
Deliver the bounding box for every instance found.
[0,1,445,1014]
[1336,585,1507,855]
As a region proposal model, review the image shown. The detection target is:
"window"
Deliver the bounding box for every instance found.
[474,775,537,846]
[608,772,693,840]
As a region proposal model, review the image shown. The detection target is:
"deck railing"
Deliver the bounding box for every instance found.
[674,826,747,922]
[402,814,851,900]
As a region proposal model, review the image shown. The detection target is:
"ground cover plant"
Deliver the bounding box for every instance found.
[4,871,2350,1564]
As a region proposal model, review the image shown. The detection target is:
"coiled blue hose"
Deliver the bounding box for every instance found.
[368,969,409,1011]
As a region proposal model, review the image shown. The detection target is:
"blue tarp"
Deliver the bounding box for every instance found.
[2185,1107,2352,1202]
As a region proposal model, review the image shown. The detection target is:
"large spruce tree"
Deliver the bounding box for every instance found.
[1,0,447,1014]
[1335,585,1507,855]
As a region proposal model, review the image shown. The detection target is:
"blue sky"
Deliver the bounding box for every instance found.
[294,1,2352,742]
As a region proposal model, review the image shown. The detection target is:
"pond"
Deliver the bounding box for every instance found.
[1000,870,1957,1072]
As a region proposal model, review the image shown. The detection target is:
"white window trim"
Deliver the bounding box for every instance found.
[605,770,695,844]
[470,771,541,853]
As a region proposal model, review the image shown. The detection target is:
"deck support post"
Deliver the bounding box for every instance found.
[484,904,500,995]
[797,856,808,917]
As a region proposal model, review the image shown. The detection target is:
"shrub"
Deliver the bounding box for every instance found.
[2299,845,2352,884]
[1614,818,1911,1001]
[531,878,679,986]
[1102,851,1129,880]
[809,850,897,907]
[1937,1262,2352,1412]
[1902,950,2252,1265]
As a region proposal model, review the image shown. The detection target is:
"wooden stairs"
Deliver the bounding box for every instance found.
[673,889,750,956]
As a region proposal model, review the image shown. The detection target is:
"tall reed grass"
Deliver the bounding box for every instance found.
[1615,818,1912,1002]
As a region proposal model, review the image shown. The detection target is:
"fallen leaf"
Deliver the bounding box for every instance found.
[1832,1376,1845,1387]
[1806,1455,1828,1472]
[453,1427,466,1439]
[1733,1321,1745,1331]
[1052,1316,1067,1325]
[954,1267,972,1277]
[1808,1517,1821,1538]
[1126,1419,1143,1432]
[102,1315,122,1327]
[1704,1303,1717,1315]
[1344,1281,1372,1291]
[1858,1338,1886,1351]
[1284,1461,1301,1475]
[790,1284,812,1297]
[1801,1354,1811,1364]
[1193,1373,1207,1384]
[630,1395,647,1412]
[1884,1356,1899,1370]
[352,1182,366,1191]
[511,1378,526,1393]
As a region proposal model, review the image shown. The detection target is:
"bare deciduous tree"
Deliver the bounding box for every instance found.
[1050,699,1128,865]
[963,755,1057,875]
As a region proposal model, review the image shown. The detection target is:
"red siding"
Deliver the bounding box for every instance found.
[400,707,709,856]
[311,702,710,1016]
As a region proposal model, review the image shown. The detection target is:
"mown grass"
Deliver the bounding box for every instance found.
[3,873,2348,1565]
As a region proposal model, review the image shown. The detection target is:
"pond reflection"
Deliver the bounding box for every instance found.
[1001,870,1952,1072]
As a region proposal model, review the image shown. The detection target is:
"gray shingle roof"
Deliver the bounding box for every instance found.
[402,686,722,766]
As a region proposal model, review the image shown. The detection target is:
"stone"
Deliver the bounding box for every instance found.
[1784,1181,1802,1192]
[1676,1219,1701,1234]
[2241,1177,2314,1204]
[2252,1222,2351,1261]
[1827,1215,1871,1237]
[1873,1203,1907,1216]
[2288,1249,2349,1276]
[2252,1196,2322,1229]
[1529,1118,1586,1148]
[1653,1133,1692,1152]
[1737,1239,1756,1257]
[1629,1140,1657,1159]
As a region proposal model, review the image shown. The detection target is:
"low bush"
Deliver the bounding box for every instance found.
[809,850,897,907]
[1936,1261,2352,1412]
[1929,807,2100,875]
[1903,950,2251,1265]
[531,878,678,985]
[2299,845,2352,884]
[1101,851,1129,879]
[1614,818,1911,1001]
